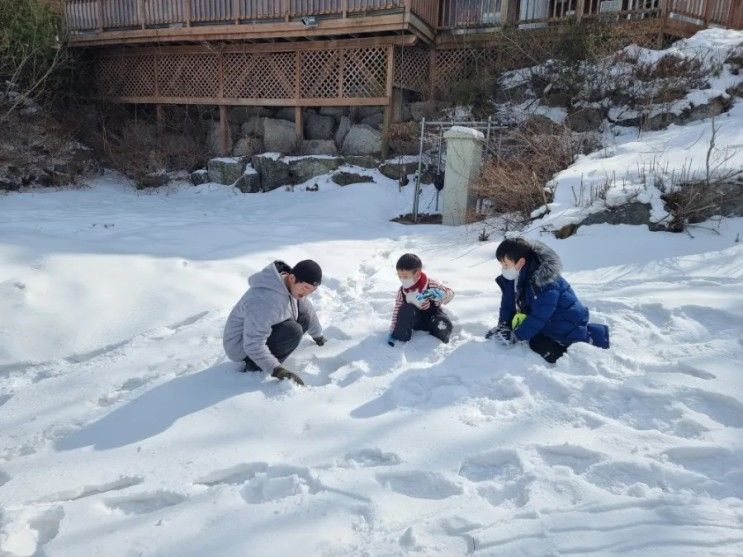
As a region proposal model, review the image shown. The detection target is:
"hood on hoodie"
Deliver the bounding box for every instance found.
[529,241,563,288]
[248,261,292,296]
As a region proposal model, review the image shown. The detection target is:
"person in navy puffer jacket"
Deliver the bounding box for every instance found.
[486,237,610,363]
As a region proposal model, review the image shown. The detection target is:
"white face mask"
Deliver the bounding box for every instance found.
[400,277,416,289]
[501,266,520,281]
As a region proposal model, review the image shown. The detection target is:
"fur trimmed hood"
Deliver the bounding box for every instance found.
[529,241,563,287]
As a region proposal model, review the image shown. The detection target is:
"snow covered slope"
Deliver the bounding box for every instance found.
[1,164,741,556]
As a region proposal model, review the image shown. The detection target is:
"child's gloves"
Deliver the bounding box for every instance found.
[416,288,445,303]
[313,335,326,346]
[486,324,516,345]
[511,312,527,330]
[386,333,396,347]
[272,366,305,386]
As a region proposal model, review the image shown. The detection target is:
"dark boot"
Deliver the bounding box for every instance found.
[529,334,567,363]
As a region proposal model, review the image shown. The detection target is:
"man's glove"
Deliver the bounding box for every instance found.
[272,366,305,386]
[387,333,396,347]
[313,335,326,347]
[416,288,445,303]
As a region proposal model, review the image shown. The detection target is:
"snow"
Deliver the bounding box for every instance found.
[1,166,742,556]
[1,28,743,557]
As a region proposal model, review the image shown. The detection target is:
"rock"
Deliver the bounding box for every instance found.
[251,153,289,191]
[357,106,383,120]
[241,115,265,137]
[379,159,420,181]
[344,155,379,168]
[522,114,564,135]
[234,167,262,193]
[553,223,579,239]
[207,157,245,185]
[542,89,572,108]
[319,107,348,119]
[581,202,652,226]
[299,140,338,156]
[191,169,208,185]
[274,107,296,122]
[262,118,297,154]
[494,83,531,104]
[361,113,385,129]
[409,101,433,122]
[342,125,382,156]
[331,171,373,186]
[679,95,733,125]
[335,115,352,148]
[232,136,265,158]
[229,106,270,124]
[207,121,232,156]
[565,107,604,132]
[304,113,336,140]
[137,171,169,189]
[288,156,342,184]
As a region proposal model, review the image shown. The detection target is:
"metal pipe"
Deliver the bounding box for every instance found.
[412,116,426,222]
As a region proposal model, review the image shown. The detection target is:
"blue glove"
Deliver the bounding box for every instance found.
[387,333,396,347]
[416,288,445,303]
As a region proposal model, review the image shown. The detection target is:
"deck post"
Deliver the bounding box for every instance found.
[295,107,304,142]
[156,104,165,143]
[575,0,586,22]
[219,105,229,156]
[138,0,145,29]
[97,0,103,32]
[501,0,519,27]
[381,45,395,160]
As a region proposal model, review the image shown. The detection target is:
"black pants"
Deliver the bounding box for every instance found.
[529,333,567,364]
[243,311,310,371]
[391,302,453,344]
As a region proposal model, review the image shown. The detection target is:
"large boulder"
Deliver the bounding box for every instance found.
[274,107,296,122]
[288,157,342,184]
[207,157,245,185]
[331,171,373,186]
[344,155,379,168]
[341,124,382,156]
[234,166,262,193]
[304,113,336,140]
[232,136,265,158]
[356,106,383,120]
[241,115,265,137]
[299,140,338,156]
[319,107,349,119]
[361,112,385,129]
[679,94,733,125]
[523,114,564,135]
[565,107,604,132]
[580,202,652,226]
[379,159,420,181]
[229,106,270,124]
[207,121,232,156]
[137,171,169,189]
[251,153,290,191]
[335,115,352,148]
[191,168,208,185]
[262,118,297,154]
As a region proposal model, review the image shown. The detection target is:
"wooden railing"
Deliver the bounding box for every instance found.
[63,0,413,32]
[669,0,742,27]
[62,0,743,36]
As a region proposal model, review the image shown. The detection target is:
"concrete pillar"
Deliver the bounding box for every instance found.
[441,126,484,226]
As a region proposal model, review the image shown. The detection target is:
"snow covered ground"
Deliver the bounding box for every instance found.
[1,160,742,556]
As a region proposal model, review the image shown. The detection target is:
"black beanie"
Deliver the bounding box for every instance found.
[291,259,322,286]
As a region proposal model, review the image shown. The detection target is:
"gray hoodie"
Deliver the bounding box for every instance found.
[223,262,322,371]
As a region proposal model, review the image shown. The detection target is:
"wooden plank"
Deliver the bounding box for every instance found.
[101,35,417,58]
[103,96,391,106]
[295,107,303,140]
[380,44,394,160]
[68,12,411,46]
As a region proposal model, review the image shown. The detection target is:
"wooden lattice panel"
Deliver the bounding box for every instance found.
[394,46,430,93]
[97,55,156,97]
[158,53,219,98]
[224,52,295,99]
[300,50,341,98]
[341,47,387,98]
